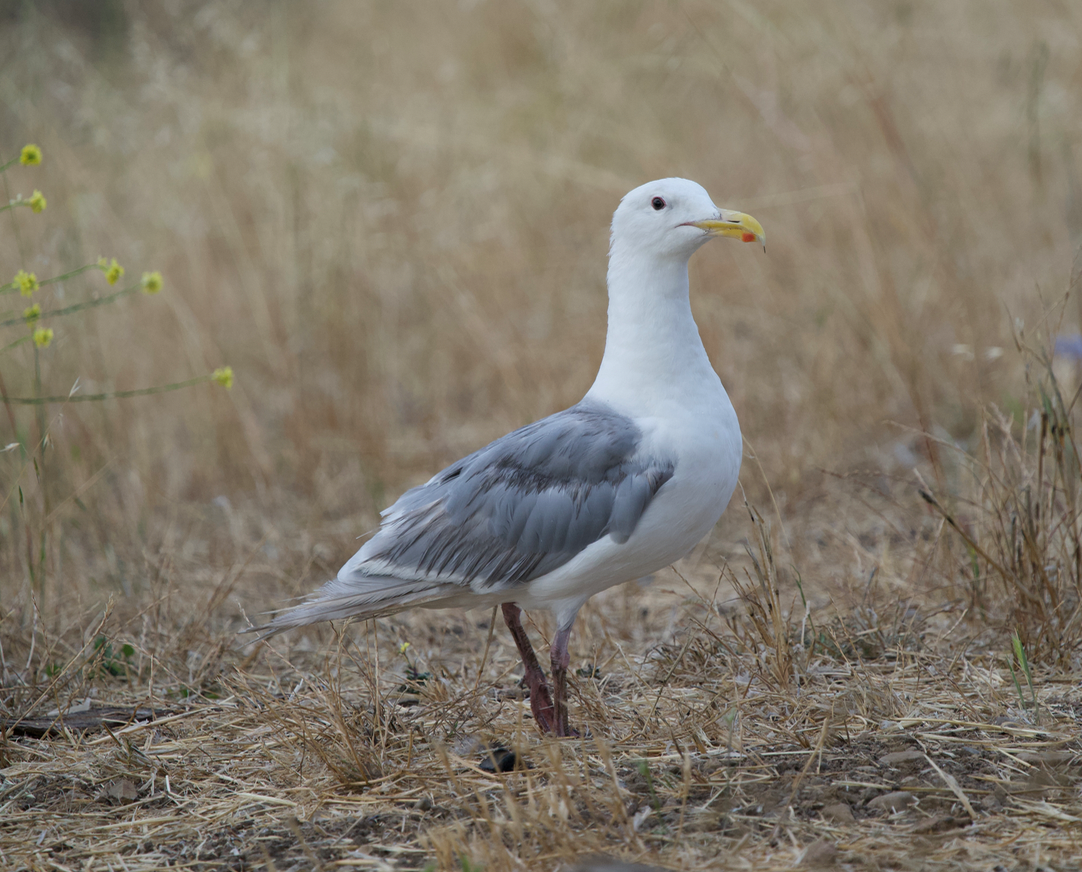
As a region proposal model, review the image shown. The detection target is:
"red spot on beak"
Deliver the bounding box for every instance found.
[741,232,757,243]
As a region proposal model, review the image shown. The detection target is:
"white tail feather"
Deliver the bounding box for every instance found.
[251,575,458,637]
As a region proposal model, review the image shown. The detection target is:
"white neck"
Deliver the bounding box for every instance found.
[585,241,721,413]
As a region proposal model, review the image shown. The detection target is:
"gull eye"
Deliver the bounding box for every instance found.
[651,196,666,211]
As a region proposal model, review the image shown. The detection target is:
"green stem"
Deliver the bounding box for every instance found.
[3,374,217,404]
[2,173,25,264]
[1,262,102,296]
[0,200,40,217]
[0,283,141,329]
[1,334,32,354]
[33,343,47,604]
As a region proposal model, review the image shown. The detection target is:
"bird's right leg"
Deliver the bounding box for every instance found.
[501,602,556,734]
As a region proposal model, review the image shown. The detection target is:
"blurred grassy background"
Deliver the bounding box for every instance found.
[1,0,1080,622]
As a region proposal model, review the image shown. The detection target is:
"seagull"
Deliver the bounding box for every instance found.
[258,179,764,737]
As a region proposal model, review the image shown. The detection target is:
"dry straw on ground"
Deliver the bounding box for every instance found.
[2,1,1082,869]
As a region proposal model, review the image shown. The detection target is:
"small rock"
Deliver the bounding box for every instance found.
[478,746,528,773]
[879,750,925,767]
[801,839,838,866]
[821,802,855,823]
[868,791,916,813]
[97,777,139,804]
[631,805,654,832]
[453,736,484,756]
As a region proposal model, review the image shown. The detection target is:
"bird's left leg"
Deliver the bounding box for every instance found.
[550,623,576,738]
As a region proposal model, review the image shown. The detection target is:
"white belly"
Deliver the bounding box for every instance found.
[515,383,742,625]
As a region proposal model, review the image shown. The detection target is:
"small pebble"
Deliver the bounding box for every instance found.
[801,838,838,866]
[821,802,855,823]
[478,746,528,773]
[879,750,925,767]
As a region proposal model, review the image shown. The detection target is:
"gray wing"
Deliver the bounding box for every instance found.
[349,399,675,590]
[259,400,675,632]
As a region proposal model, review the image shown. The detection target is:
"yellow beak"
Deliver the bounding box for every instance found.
[689,210,766,250]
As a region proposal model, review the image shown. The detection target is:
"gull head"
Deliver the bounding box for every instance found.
[611,178,765,260]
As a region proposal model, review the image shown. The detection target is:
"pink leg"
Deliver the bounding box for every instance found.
[501,603,556,734]
[550,623,577,738]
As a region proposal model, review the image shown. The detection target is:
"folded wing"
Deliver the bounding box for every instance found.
[262,400,674,630]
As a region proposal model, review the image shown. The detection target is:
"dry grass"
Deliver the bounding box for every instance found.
[3,534,1082,870]
[2,1,1082,868]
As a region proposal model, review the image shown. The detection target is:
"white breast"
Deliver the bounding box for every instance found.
[516,374,741,625]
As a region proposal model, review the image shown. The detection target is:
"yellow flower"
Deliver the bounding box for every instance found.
[212,366,233,389]
[32,327,54,348]
[141,271,163,294]
[27,190,46,213]
[103,258,124,285]
[23,303,41,324]
[399,642,411,655]
[13,270,38,295]
[20,144,42,166]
